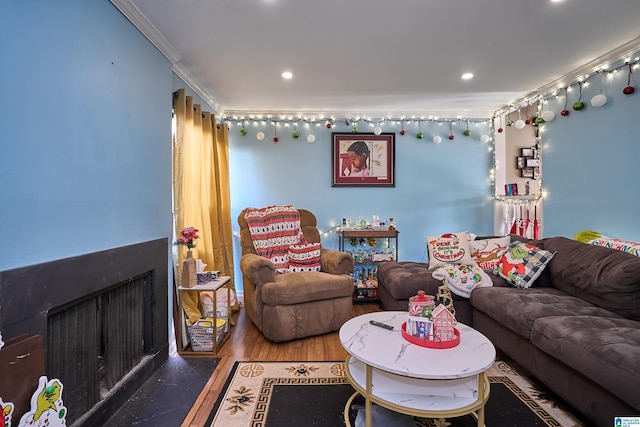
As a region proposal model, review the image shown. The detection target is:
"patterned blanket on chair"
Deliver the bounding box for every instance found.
[244,205,306,273]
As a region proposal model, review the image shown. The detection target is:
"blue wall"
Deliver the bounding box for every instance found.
[2,1,638,292]
[540,56,640,241]
[228,121,495,266]
[0,1,173,270]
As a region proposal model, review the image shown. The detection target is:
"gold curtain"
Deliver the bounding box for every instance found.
[173,88,236,324]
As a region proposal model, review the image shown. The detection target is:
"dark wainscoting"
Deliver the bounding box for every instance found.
[0,238,169,426]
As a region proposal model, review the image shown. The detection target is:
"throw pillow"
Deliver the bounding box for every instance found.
[585,234,640,257]
[427,232,475,269]
[492,241,556,288]
[288,243,322,272]
[470,236,511,271]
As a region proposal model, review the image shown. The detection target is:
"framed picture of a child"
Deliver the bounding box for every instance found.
[331,132,395,187]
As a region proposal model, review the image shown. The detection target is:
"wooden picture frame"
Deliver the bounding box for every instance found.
[526,158,540,167]
[521,147,534,157]
[533,167,541,180]
[521,168,534,178]
[331,133,395,187]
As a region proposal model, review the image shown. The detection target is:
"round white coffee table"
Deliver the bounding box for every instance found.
[339,311,496,427]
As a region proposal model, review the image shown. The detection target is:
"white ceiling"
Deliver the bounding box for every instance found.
[115,0,640,119]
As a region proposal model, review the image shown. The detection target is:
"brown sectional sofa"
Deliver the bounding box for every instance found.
[377,235,640,426]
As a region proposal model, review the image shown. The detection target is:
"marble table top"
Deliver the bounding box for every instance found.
[339,311,496,379]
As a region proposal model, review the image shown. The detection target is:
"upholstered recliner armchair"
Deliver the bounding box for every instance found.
[238,208,355,342]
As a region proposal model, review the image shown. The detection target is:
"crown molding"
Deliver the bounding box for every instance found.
[171,62,223,114]
[505,35,640,111]
[110,0,181,63]
[111,0,225,114]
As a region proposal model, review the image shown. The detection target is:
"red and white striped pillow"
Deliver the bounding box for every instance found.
[288,243,321,272]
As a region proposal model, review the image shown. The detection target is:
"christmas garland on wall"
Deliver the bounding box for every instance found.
[494,55,638,125]
[225,116,492,144]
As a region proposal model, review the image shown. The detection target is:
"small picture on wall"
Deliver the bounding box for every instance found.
[516,156,526,169]
[521,168,534,178]
[533,167,541,180]
[521,148,534,157]
[526,158,540,167]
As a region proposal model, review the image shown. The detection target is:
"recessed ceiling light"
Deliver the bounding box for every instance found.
[461,72,474,80]
[282,71,293,79]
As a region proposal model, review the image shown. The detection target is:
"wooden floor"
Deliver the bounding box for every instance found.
[180,302,382,427]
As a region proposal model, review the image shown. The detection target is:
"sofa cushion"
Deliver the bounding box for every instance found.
[262,272,353,306]
[544,237,640,321]
[470,287,623,339]
[492,241,555,289]
[377,262,469,302]
[531,315,640,410]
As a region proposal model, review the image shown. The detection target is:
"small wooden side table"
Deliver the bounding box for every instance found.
[178,276,231,355]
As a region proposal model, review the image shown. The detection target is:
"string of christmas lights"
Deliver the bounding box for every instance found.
[493,55,639,120]
[225,116,489,128]
[225,116,492,143]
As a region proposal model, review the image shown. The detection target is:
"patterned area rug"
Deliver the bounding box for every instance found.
[208,360,585,427]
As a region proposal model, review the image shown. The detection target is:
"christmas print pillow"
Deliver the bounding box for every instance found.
[492,241,556,288]
[427,232,476,269]
[470,236,511,271]
[288,243,322,272]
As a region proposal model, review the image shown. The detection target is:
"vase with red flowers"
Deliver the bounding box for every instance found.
[176,227,199,288]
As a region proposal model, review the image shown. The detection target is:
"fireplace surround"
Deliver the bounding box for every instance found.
[0,238,169,426]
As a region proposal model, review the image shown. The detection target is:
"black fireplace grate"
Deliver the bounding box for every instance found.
[47,273,151,424]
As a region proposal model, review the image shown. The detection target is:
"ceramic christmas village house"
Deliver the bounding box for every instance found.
[405,290,457,345]
[431,305,456,341]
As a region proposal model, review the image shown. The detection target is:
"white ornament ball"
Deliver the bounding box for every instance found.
[433,135,442,144]
[480,134,490,143]
[541,110,556,122]
[514,119,526,129]
[373,126,382,135]
[590,94,607,108]
[256,132,265,141]
[307,134,316,143]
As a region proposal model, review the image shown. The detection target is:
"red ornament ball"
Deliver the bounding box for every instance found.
[497,127,504,133]
[525,119,532,125]
[326,122,332,128]
[623,86,635,95]
[400,130,406,135]
[448,135,455,140]
[273,136,279,142]
[560,109,570,116]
